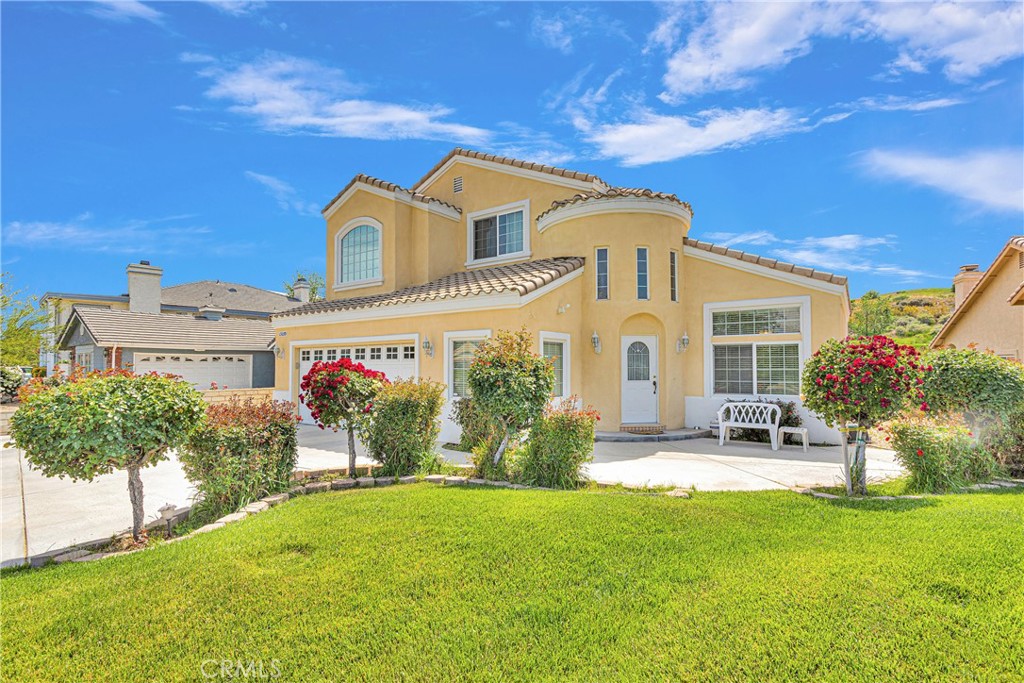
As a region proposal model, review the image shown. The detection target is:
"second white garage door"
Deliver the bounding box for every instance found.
[297,343,417,423]
[134,353,253,389]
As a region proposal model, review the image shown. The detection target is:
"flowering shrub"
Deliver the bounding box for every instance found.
[467,328,554,470]
[888,419,999,493]
[9,371,206,540]
[300,358,387,475]
[0,366,23,402]
[802,335,929,494]
[513,398,599,489]
[361,379,446,476]
[452,397,501,453]
[181,399,300,522]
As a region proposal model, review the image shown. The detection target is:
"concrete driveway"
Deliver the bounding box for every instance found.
[1,425,902,566]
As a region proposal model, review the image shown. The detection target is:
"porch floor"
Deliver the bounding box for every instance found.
[595,428,712,443]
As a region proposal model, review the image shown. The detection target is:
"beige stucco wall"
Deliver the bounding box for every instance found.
[941,254,1024,360]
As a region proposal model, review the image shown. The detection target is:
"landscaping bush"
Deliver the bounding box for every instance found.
[985,403,1024,476]
[922,348,1024,423]
[9,370,206,540]
[722,397,802,444]
[513,398,599,489]
[888,419,999,492]
[0,366,23,402]
[180,398,299,522]
[452,397,501,452]
[361,379,446,477]
[467,328,554,472]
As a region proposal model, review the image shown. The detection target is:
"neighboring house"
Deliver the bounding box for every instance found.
[931,236,1024,360]
[46,262,309,389]
[272,148,850,441]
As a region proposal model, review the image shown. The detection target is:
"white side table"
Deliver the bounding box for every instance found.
[779,426,809,452]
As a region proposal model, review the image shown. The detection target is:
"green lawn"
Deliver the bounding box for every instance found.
[3,486,1023,682]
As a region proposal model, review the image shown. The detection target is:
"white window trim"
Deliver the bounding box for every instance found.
[539,331,571,400]
[636,246,650,301]
[595,246,609,301]
[465,199,531,268]
[710,341,803,398]
[703,295,811,398]
[334,216,384,291]
[75,344,94,372]
[443,329,491,400]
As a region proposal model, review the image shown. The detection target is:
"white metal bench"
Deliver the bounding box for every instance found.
[716,402,781,451]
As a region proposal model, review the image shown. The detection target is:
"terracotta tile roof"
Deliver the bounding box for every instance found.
[277,257,585,318]
[322,174,462,215]
[64,307,275,351]
[1008,279,1024,305]
[412,148,606,190]
[684,237,848,286]
[538,187,694,220]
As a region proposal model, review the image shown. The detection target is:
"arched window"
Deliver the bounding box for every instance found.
[336,222,381,285]
[627,341,650,381]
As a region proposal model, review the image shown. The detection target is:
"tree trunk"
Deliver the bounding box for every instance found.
[347,426,358,478]
[126,463,145,541]
[851,429,868,495]
[492,431,510,466]
[840,436,853,496]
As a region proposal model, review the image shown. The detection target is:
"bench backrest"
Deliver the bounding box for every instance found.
[717,402,781,428]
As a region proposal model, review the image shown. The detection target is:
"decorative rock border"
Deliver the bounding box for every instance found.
[794,478,1024,501]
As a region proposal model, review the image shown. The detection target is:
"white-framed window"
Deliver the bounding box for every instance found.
[354,347,366,360]
[313,349,324,362]
[334,217,383,290]
[466,200,530,266]
[300,349,311,362]
[712,306,801,335]
[444,330,490,399]
[326,349,338,361]
[339,348,352,359]
[74,345,94,373]
[712,343,801,395]
[636,247,649,300]
[370,347,382,361]
[403,345,416,360]
[670,250,678,303]
[386,346,399,361]
[595,247,609,300]
[540,331,571,399]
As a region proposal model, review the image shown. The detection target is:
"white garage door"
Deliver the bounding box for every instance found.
[297,343,417,423]
[134,353,253,390]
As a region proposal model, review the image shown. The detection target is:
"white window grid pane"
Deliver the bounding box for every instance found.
[340,225,381,283]
[713,345,753,394]
[354,348,366,360]
[312,349,324,361]
[596,248,609,300]
[712,306,801,336]
[627,341,650,381]
[370,347,382,361]
[543,341,564,397]
[339,349,352,359]
[300,350,311,361]
[756,344,800,395]
[386,346,399,360]
[403,346,416,360]
[636,248,649,300]
[452,340,480,398]
[497,211,523,255]
[473,216,497,260]
[326,349,338,361]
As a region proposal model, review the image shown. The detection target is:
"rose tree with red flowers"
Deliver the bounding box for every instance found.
[300,358,388,476]
[801,335,930,494]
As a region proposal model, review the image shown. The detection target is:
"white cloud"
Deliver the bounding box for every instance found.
[862,148,1024,213]
[87,0,163,24]
[585,107,806,165]
[200,1,265,17]
[707,231,934,282]
[531,8,632,55]
[532,14,575,54]
[653,2,1023,101]
[193,53,490,143]
[851,95,966,112]
[179,52,217,64]
[244,171,320,217]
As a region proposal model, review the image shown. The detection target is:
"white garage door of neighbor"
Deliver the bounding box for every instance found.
[134,353,253,390]
[297,343,417,423]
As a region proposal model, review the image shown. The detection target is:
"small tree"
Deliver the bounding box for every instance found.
[1,272,54,367]
[283,271,326,302]
[300,358,387,476]
[360,378,446,476]
[467,329,554,467]
[849,291,894,337]
[9,371,206,540]
[802,335,929,495]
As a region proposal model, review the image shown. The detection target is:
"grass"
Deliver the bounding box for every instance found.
[3,485,1023,682]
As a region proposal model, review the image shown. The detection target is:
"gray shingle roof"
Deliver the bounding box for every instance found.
[161,281,301,314]
[277,257,585,318]
[66,307,275,351]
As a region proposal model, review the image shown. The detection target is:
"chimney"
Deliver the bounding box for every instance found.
[126,261,163,314]
[953,265,984,309]
[292,276,311,303]
[196,305,225,321]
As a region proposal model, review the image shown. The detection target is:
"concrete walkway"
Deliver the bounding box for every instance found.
[1,425,902,566]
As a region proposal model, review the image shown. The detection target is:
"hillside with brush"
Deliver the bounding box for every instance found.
[850,287,954,350]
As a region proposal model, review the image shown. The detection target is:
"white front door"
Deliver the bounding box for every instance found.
[620,335,659,424]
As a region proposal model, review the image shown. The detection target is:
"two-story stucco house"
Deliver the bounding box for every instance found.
[273,149,850,442]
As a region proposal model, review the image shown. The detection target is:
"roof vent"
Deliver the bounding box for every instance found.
[228,287,237,292]
[140,260,150,266]
[453,176,463,193]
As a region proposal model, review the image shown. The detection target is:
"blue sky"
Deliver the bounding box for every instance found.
[2,1,1022,300]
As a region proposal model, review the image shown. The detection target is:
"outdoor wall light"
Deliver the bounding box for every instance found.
[591,331,602,354]
[422,339,434,357]
[274,345,284,359]
[676,333,690,353]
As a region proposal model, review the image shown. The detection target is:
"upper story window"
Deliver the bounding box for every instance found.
[596,247,609,300]
[335,218,383,290]
[712,306,801,336]
[466,200,530,266]
[636,247,649,300]
[670,251,679,302]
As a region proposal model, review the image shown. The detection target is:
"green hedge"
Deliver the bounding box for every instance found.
[889,419,999,492]
[362,379,446,476]
[513,399,599,489]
